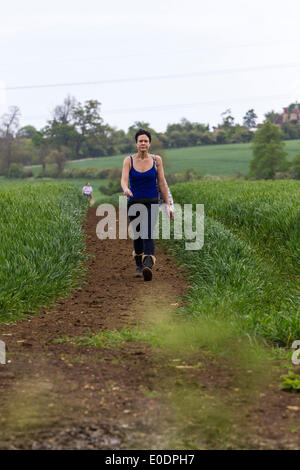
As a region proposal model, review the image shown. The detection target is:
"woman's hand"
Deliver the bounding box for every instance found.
[124,187,133,197]
[167,205,174,220]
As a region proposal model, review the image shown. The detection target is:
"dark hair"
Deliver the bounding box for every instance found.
[135,129,151,143]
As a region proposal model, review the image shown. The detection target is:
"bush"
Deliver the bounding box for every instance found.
[7,163,27,178]
[165,173,177,185]
[291,154,300,179]
[24,169,34,177]
[274,170,294,180]
[71,167,97,179]
[36,167,60,178]
[61,168,74,178]
[96,168,111,179]
[37,167,113,179]
[164,170,202,186]
[108,167,122,180]
[99,180,122,195]
[175,168,201,183]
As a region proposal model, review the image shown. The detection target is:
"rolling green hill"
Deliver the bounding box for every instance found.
[28,139,300,177]
[67,140,300,175]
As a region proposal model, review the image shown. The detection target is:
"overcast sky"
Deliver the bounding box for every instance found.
[1,0,299,132]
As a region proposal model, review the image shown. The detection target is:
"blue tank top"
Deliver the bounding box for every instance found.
[128,155,158,200]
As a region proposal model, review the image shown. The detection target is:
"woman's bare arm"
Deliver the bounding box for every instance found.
[155,155,174,218]
[121,156,133,197]
[156,156,169,204]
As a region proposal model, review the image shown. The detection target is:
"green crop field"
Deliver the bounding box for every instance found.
[0,182,89,322]
[0,177,110,203]
[28,139,300,177]
[1,178,299,346]
[162,179,300,344]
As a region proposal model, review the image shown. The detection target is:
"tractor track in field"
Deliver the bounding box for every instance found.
[0,206,300,450]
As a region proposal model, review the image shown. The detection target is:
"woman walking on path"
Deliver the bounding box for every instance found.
[121,129,174,281]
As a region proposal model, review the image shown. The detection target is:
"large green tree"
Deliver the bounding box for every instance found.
[44,97,113,160]
[45,95,79,158]
[72,99,113,157]
[249,121,288,179]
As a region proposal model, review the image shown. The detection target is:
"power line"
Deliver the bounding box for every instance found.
[20,92,292,122]
[2,62,300,91]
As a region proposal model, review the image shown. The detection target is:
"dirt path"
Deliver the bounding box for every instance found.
[0,207,299,450]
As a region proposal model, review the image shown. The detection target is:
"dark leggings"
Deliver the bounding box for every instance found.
[127,199,159,255]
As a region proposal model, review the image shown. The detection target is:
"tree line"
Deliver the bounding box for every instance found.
[0,95,300,179]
